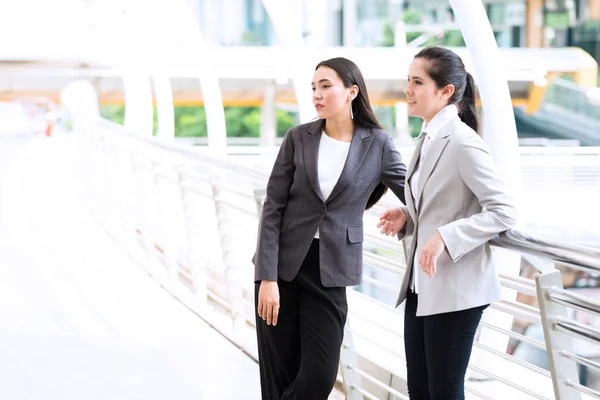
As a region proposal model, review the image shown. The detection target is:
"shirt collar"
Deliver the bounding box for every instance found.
[419,104,459,141]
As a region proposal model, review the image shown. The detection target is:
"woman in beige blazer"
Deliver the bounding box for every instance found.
[378,46,517,399]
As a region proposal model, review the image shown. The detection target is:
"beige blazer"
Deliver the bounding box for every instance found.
[396,116,517,316]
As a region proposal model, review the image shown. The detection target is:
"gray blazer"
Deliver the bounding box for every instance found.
[396,116,517,316]
[253,119,407,287]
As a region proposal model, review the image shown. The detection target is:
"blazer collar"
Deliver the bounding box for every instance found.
[302,120,373,203]
[420,104,458,141]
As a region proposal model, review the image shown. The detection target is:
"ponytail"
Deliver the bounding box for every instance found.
[415,46,479,134]
[458,72,479,133]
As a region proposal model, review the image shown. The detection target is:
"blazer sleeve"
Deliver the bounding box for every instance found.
[254,130,295,282]
[396,205,415,241]
[437,137,518,262]
[380,133,407,205]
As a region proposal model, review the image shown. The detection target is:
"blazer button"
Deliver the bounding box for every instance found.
[320,208,326,214]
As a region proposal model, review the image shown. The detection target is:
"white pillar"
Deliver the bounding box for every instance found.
[261,0,316,123]
[200,0,222,46]
[60,80,100,119]
[152,76,175,141]
[149,1,176,142]
[394,102,413,145]
[394,20,407,48]
[449,0,523,366]
[343,0,358,46]
[302,0,328,46]
[123,74,154,136]
[121,2,153,137]
[260,82,277,147]
[174,0,228,154]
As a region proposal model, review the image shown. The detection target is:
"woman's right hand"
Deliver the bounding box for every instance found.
[258,280,280,326]
[377,207,407,237]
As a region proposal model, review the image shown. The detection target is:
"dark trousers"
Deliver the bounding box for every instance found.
[404,291,487,400]
[255,239,348,400]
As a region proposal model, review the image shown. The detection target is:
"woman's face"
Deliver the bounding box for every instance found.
[404,57,452,123]
[312,66,356,121]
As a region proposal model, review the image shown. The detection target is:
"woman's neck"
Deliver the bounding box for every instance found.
[423,103,450,126]
[324,118,354,142]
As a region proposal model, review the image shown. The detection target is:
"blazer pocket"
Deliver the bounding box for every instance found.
[347,225,363,244]
[280,214,291,233]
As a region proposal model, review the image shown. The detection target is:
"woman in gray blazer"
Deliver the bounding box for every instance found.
[253,57,407,399]
[378,46,517,399]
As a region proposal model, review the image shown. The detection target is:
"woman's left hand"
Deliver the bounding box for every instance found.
[419,231,446,278]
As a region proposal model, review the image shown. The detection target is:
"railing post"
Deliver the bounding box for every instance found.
[211,173,246,332]
[179,168,209,308]
[150,164,174,284]
[339,319,363,400]
[536,270,582,400]
[131,157,161,276]
[253,188,266,217]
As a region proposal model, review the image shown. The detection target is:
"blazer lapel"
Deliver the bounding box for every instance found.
[326,125,373,204]
[302,120,325,202]
[404,134,426,225]
[406,134,425,183]
[415,121,456,211]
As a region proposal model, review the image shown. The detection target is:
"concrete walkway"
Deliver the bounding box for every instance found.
[0,133,260,400]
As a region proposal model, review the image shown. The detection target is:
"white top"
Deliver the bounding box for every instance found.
[410,104,459,293]
[315,130,351,238]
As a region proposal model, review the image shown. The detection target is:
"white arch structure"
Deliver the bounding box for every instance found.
[261,0,317,123]
[120,1,155,138]
[450,0,522,361]
[170,0,228,153]
[85,0,227,150]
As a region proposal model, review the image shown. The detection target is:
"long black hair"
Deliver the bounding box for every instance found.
[315,57,387,209]
[414,46,479,133]
[316,57,382,130]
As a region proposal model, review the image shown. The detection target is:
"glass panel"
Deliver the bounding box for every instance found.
[241,0,274,45]
[355,0,392,46]
[543,78,600,123]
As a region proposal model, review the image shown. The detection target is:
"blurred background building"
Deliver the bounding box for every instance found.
[122,0,600,145]
[2,0,600,145]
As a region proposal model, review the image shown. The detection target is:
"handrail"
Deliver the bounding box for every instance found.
[492,229,600,273]
[70,113,600,400]
[92,116,270,182]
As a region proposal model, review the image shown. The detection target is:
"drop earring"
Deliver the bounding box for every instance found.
[350,100,354,120]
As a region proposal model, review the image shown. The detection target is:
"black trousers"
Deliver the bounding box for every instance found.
[255,239,348,400]
[404,291,487,400]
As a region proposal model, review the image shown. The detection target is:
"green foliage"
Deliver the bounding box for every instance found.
[437,30,465,47]
[403,8,422,24]
[175,106,207,137]
[224,106,261,137]
[100,105,125,125]
[373,106,395,134]
[241,30,262,46]
[276,109,297,137]
[379,9,465,47]
[99,105,298,138]
[378,23,396,47]
[408,116,423,137]
[403,9,425,44]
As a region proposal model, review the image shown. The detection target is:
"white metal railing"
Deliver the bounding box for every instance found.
[71,115,600,399]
